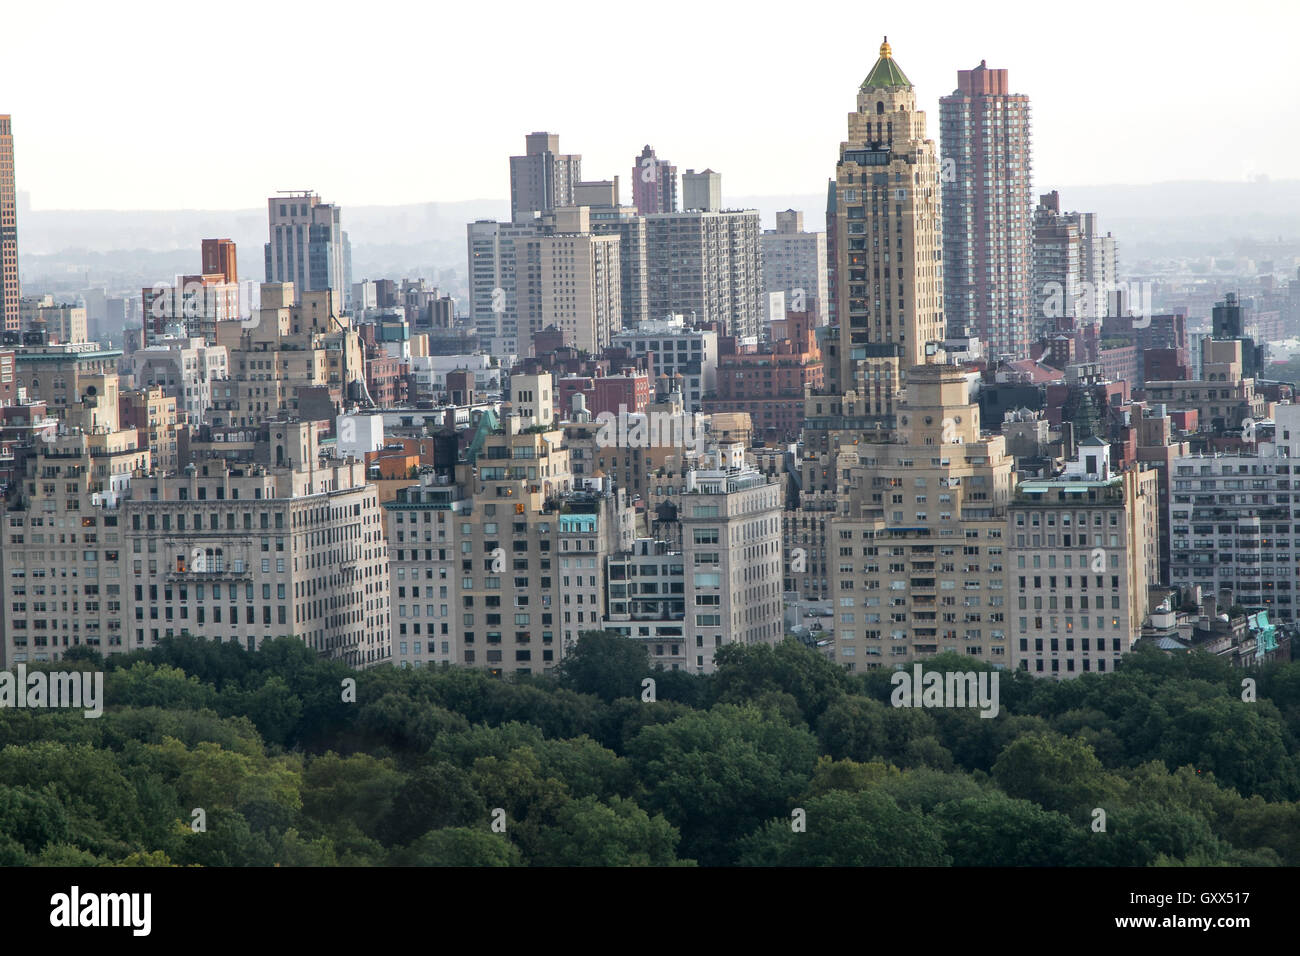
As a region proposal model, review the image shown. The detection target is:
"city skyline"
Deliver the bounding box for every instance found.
[2,0,1295,211]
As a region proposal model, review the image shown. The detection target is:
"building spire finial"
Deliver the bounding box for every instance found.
[880,36,891,58]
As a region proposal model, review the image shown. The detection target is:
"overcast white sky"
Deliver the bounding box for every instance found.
[4,0,1296,210]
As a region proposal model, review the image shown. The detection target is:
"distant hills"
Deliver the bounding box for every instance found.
[16,180,1300,294]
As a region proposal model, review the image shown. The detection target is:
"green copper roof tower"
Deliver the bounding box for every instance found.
[861,37,912,90]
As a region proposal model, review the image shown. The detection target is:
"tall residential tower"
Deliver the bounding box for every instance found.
[827,38,945,412]
[939,61,1033,361]
[264,192,347,313]
[0,115,18,333]
[632,145,677,214]
[510,132,581,224]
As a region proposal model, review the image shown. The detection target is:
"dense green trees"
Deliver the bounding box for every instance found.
[0,631,1295,866]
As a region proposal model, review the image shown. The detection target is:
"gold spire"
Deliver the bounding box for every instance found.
[880,36,891,58]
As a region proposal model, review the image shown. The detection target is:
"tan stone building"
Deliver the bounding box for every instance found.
[14,341,122,423]
[122,421,390,668]
[520,207,622,354]
[828,38,945,412]
[1009,441,1159,677]
[453,410,635,675]
[210,282,365,429]
[120,385,181,474]
[830,364,1016,671]
[1,426,150,665]
[639,442,785,670]
[385,473,468,670]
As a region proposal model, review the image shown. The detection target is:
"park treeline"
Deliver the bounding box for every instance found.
[0,634,1298,866]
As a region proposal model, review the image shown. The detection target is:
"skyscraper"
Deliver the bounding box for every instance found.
[264,192,346,314]
[0,115,18,333]
[1032,191,1118,332]
[632,145,677,214]
[681,169,721,212]
[1031,190,1080,337]
[643,208,764,338]
[509,132,581,224]
[827,38,945,412]
[762,209,829,323]
[940,61,1033,361]
[519,206,623,354]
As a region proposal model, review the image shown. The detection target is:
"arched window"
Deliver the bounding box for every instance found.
[876,101,884,115]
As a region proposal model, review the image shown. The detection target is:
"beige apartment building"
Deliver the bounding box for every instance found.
[519,207,622,354]
[829,38,946,410]
[1144,339,1269,434]
[14,341,122,422]
[120,385,181,474]
[122,421,390,667]
[644,442,785,670]
[762,209,829,323]
[1008,441,1159,677]
[386,473,468,670]
[452,409,634,675]
[830,364,1016,671]
[20,296,88,344]
[210,282,365,429]
[0,379,151,664]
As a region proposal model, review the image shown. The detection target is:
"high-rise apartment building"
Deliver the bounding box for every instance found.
[681,168,721,213]
[606,443,785,673]
[122,426,391,669]
[0,115,17,333]
[510,132,581,224]
[1009,442,1159,678]
[467,218,541,358]
[632,145,677,215]
[1032,191,1117,329]
[644,209,764,339]
[264,192,347,313]
[1032,190,1081,337]
[0,431,149,666]
[827,38,945,411]
[385,472,468,669]
[1167,406,1300,622]
[762,209,829,323]
[0,355,147,666]
[940,61,1033,361]
[582,190,650,329]
[829,364,1016,671]
[519,207,622,354]
[208,283,365,429]
[1077,212,1118,321]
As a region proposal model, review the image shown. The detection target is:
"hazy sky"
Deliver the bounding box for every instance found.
[4,0,1296,211]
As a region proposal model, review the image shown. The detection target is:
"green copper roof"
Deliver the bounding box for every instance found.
[861,37,912,90]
